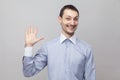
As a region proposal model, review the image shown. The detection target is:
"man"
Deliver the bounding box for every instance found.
[23,4,96,80]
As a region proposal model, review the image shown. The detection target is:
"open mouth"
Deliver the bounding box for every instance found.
[67,25,76,30]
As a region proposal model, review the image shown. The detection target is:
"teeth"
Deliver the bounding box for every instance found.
[69,26,74,28]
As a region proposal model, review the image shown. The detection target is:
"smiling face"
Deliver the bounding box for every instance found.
[58,9,79,38]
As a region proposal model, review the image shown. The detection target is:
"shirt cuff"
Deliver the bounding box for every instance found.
[24,47,33,57]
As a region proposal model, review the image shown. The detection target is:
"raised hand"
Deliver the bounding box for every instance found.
[25,27,44,47]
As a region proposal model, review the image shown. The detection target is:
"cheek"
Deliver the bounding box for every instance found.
[63,20,70,24]
[75,21,79,25]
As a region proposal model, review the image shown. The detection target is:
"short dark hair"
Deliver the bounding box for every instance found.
[59,4,79,17]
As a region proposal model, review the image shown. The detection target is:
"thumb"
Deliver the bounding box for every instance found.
[36,37,44,43]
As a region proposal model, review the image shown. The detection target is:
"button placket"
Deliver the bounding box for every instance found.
[64,39,71,73]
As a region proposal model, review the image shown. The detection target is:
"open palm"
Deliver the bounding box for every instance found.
[25,27,44,47]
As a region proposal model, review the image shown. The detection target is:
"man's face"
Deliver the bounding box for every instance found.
[59,9,79,36]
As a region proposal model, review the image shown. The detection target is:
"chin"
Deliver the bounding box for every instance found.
[68,30,75,34]
[67,31,75,35]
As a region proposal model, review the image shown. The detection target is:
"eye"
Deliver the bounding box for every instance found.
[66,17,71,21]
[74,17,78,21]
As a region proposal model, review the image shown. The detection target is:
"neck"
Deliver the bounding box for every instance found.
[62,31,74,38]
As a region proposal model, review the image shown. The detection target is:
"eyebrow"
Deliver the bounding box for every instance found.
[65,15,79,18]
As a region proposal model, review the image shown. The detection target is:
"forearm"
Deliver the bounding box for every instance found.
[84,47,96,80]
[23,46,47,77]
[23,47,40,77]
[23,56,38,77]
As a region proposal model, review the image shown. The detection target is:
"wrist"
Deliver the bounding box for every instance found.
[25,43,33,47]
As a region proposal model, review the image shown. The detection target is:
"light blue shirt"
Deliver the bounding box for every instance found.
[23,34,96,80]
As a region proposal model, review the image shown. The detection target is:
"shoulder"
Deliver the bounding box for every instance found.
[42,37,60,47]
[77,39,93,56]
[37,37,59,53]
[76,38,93,52]
[76,39,94,57]
[77,39,91,48]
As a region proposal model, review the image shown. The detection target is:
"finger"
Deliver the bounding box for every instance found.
[34,27,38,35]
[32,27,35,33]
[25,27,29,35]
[32,27,35,34]
[28,26,31,34]
[25,31,28,36]
[30,26,33,33]
[39,36,44,40]
[36,37,44,43]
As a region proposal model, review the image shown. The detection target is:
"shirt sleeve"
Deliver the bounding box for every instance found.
[84,47,96,80]
[23,45,48,77]
[24,47,33,57]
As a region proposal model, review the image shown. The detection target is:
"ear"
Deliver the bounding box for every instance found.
[58,16,62,23]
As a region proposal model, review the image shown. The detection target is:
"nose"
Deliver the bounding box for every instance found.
[70,19,75,25]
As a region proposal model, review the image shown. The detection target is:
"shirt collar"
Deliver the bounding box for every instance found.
[60,33,76,44]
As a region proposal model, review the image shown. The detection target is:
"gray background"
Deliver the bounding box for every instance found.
[0,0,120,80]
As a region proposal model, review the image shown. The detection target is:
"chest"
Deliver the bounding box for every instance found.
[47,44,86,68]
